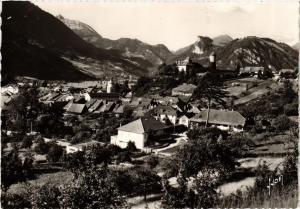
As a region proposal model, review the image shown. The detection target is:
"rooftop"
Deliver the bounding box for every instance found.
[190,109,246,126]
[172,83,197,93]
[66,103,87,114]
[118,117,167,134]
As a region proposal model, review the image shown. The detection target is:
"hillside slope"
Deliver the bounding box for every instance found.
[57,15,173,67]
[168,36,298,71]
[2,2,147,82]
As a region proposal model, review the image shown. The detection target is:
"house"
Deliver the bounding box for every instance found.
[239,66,265,77]
[176,57,190,72]
[66,140,103,154]
[1,84,19,95]
[88,99,103,113]
[159,96,179,106]
[90,92,121,102]
[190,109,246,132]
[65,103,88,114]
[172,83,197,97]
[148,105,178,125]
[113,104,125,116]
[110,117,168,149]
[178,115,190,127]
[187,106,201,114]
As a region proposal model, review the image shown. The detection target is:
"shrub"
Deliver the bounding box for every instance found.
[272,115,294,133]
[46,143,64,163]
[34,140,49,155]
[1,192,32,208]
[126,141,137,152]
[116,151,132,164]
[145,155,159,169]
[21,136,33,149]
[284,103,298,116]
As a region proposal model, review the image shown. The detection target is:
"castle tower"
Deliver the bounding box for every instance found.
[107,79,113,93]
[209,51,216,70]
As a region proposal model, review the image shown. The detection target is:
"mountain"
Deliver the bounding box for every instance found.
[168,36,215,64]
[57,15,173,67]
[215,36,298,70]
[212,34,233,47]
[292,42,300,51]
[2,2,147,83]
[168,36,298,71]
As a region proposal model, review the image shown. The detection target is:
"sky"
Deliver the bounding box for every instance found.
[36,1,299,51]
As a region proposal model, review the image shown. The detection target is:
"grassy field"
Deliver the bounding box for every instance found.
[9,170,73,195]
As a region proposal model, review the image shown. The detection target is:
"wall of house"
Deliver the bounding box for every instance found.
[179,117,189,127]
[160,114,177,125]
[112,130,146,149]
[178,65,187,72]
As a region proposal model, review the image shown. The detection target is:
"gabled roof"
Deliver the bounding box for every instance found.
[85,99,97,109]
[63,100,73,110]
[90,93,120,100]
[118,117,167,134]
[66,103,87,114]
[190,109,246,126]
[187,106,201,114]
[113,104,125,114]
[172,83,197,93]
[88,99,103,112]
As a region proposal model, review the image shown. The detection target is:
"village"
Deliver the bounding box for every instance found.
[1,49,298,208]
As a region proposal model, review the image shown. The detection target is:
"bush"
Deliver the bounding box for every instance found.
[1,192,32,208]
[116,151,132,164]
[146,155,159,169]
[34,140,50,155]
[284,103,298,116]
[272,115,294,133]
[21,136,33,149]
[46,143,64,163]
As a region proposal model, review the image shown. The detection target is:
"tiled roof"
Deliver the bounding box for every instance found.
[172,83,196,93]
[118,117,167,134]
[88,99,103,112]
[66,103,87,114]
[190,109,245,126]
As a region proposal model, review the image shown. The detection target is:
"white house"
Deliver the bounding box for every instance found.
[110,117,167,149]
[178,115,190,127]
[176,57,190,73]
[1,84,18,95]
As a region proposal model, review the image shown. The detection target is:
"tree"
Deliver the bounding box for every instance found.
[59,167,126,209]
[1,148,34,191]
[193,73,229,126]
[163,132,237,179]
[30,184,61,209]
[126,141,137,152]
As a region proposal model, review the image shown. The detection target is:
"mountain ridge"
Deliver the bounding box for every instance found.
[2,2,148,83]
[57,15,173,67]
